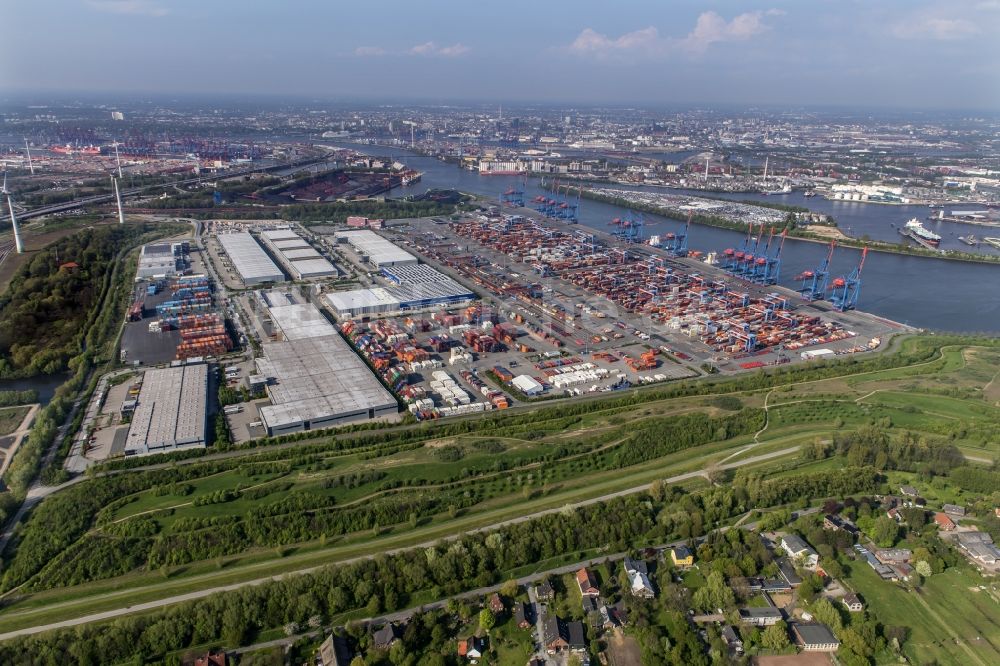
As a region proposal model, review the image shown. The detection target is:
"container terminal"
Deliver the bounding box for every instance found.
[65,199,904,467]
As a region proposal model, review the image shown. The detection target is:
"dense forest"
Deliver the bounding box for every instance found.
[0,224,163,377]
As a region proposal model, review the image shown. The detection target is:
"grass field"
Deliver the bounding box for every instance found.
[0,337,997,644]
[846,562,1000,666]
[0,406,30,437]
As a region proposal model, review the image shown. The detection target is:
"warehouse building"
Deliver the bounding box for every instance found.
[136,242,186,280]
[259,229,338,280]
[381,264,475,308]
[217,232,285,285]
[325,264,475,319]
[255,303,397,435]
[325,287,402,318]
[124,363,208,456]
[335,229,417,268]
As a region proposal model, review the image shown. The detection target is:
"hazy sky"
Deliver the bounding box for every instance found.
[4,0,999,109]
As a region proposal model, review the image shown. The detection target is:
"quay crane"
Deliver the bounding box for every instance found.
[737,223,765,278]
[500,179,525,208]
[617,210,645,243]
[750,227,775,282]
[666,212,691,257]
[829,247,868,312]
[723,224,754,272]
[795,240,836,301]
[555,183,581,223]
[758,228,787,285]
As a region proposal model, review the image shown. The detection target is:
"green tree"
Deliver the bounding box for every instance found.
[500,579,519,598]
[692,571,736,611]
[479,608,495,632]
[762,621,790,651]
[871,515,899,547]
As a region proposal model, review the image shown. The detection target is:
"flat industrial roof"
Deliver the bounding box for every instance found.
[268,303,337,340]
[217,232,285,283]
[282,247,323,260]
[382,264,474,303]
[335,229,416,267]
[326,287,401,313]
[272,238,311,250]
[261,229,301,241]
[257,303,396,429]
[126,363,207,454]
[291,258,338,277]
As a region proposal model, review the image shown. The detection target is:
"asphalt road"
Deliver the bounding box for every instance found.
[0,445,801,642]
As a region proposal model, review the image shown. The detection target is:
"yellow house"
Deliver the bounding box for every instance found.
[671,545,694,568]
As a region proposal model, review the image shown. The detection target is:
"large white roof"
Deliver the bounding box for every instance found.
[256,303,395,429]
[217,232,284,283]
[335,229,416,267]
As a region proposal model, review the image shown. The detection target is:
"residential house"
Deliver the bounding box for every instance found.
[854,544,897,580]
[943,504,966,517]
[738,607,783,627]
[934,512,956,531]
[372,623,401,650]
[793,623,841,651]
[458,636,486,660]
[623,556,655,599]
[193,652,226,666]
[781,534,819,569]
[900,485,919,498]
[874,548,911,565]
[886,507,902,523]
[514,601,533,629]
[670,545,694,568]
[543,616,570,653]
[842,592,864,612]
[891,563,913,581]
[598,603,618,630]
[488,592,504,615]
[567,621,587,653]
[576,567,600,597]
[823,513,860,535]
[318,635,352,666]
[776,558,803,587]
[535,580,554,601]
[721,626,744,653]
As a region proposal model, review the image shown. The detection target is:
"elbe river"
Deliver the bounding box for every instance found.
[329,143,999,334]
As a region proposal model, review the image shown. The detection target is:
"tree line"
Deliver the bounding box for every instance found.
[0,463,888,664]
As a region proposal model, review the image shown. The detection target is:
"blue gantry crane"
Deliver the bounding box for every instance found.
[723,223,754,272]
[617,210,644,243]
[554,184,581,223]
[500,179,525,208]
[750,227,775,282]
[758,229,787,285]
[667,212,691,257]
[829,246,868,312]
[737,224,765,278]
[795,240,836,300]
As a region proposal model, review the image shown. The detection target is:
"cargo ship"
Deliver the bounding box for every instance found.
[401,170,422,186]
[899,218,941,249]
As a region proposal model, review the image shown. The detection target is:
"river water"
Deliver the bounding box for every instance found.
[330,143,1000,332]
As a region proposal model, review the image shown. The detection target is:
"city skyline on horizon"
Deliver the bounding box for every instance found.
[2,1,999,111]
